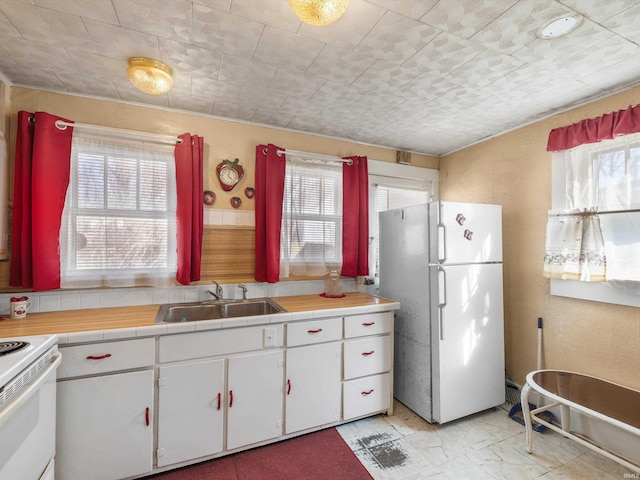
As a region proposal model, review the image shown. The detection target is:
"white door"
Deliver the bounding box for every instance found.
[430,202,502,264]
[56,370,154,480]
[431,263,505,423]
[285,342,341,434]
[226,350,283,450]
[157,359,225,467]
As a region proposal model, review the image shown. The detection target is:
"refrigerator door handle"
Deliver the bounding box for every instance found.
[437,202,447,263]
[438,266,447,340]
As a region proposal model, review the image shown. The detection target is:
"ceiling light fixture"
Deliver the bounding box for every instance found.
[126,57,173,95]
[537,14,583,39]
[289,0,350,26]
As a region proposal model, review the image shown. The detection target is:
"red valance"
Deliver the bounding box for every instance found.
[547,104,640,151]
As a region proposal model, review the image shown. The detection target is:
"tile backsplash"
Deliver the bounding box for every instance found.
[0,279,356,315]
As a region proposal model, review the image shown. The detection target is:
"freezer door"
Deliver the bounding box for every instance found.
[429,201,502,264]
[431,263,505,424]
[379,205,433,421]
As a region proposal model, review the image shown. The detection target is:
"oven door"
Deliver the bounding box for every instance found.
[0,351,61,480]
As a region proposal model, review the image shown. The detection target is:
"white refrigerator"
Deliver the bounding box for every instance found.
[379,201,505,424]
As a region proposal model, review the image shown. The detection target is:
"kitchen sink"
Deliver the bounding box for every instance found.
[155,298,286,323]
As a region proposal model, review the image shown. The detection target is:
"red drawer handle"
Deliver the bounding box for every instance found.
[361,351,375,356]
[361,389,374,396]
[229,390,233,408]
[145,407,150,426]
[307,328,323,334]
[86,354,112,360]
[217,392,221,410]
[362,322,375,326]
[287,379,291,395]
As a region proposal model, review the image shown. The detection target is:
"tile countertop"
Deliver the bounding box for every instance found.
[0,293,399,344]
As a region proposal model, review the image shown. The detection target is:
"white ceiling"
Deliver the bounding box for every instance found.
[1,0,640,156]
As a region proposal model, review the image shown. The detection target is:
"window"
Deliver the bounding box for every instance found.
[550,131,640,306]
[370,185,431,282]
[60,135,177,287]
[280,156,342,278]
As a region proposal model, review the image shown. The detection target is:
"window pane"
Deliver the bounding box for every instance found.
[77,153,104,209]
[75,216,168,270]
[140,159,168,211]
[107,156,138,210]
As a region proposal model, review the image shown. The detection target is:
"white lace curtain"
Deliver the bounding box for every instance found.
[280,155,342,278]
[544,132,640,284]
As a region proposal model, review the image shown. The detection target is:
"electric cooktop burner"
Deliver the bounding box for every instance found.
[0,341,30,356]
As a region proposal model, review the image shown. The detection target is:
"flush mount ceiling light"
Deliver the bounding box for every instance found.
[126,57,173,95]
[537,13,583,39]
[289,0,350,26]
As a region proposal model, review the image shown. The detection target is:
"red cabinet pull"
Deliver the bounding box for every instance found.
[362,322,375,326]
[307,328,323,334]
[217,392,221,410]
[86,354,112,360]
[361,389,374,396]
[145,407,150,426]
[229,390,234,407]
[287,379,291,395]
[361,351,375,356]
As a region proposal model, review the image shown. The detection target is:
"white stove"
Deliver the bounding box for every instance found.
[0,334,60,480]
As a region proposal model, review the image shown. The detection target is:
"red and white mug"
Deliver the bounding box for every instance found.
[10,296,32,319]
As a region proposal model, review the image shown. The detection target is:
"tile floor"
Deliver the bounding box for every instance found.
[337,401,637,480]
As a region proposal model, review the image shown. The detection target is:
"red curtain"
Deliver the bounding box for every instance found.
[255,144,286,283]
[341,155,369,278]
[10,111,73,291]
[547,104,640,151]
[175,134,204,285]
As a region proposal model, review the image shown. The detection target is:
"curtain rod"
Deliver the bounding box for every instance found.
[550,208,640,216]
[54,120,182,145]
[275,148,353,165]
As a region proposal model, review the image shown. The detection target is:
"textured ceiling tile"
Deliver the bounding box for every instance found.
[366,0,439,19]
[0,1,93,48]
[403,31,484,76]
[4,64,66,90]
[305,45,377,84]
[287,115,330,133]
[350,60,420,96]
[67,49,126,79]
[159,38,223,78]
[113,0,192,43]
[57,72,120,98]
[0,9,23,38]
[311,81,363,106]
[470,0,573,53]
[218,54,277,88]
[355,10,440,64]
[278,95,327,117]
[252,109,295,128]
[84,18,160,59]
[559,0,640,22]
[34,0,119,24]
[444,49,523,89]
[395,74,457,102]
[230,0,302,33]
[168,92,214,114]
[190,77,242,103]
[268,69,326,98]
[191,3,264,56]
[603,3,640,44]
[212,101,256,121]
[237,86,287,110]
[419,0,517,39]
[115,78,170,105]
[253,26,324,72]
[3,37,78,72]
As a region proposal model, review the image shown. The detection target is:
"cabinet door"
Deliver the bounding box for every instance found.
[157,359,225,467]
[226,350,283,450]
[285,342,342,434]
[56,370,154,480]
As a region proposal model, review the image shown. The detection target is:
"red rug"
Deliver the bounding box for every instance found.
[149,428,373,480]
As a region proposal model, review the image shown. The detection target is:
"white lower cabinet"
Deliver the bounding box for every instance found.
[56,369,154,480]
[343,373,392,421]
[226,350,284,450]
[285,342,342,434]
[157,358,225,467]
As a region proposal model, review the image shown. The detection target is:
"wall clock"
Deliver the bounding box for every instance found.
[216,158,244,191]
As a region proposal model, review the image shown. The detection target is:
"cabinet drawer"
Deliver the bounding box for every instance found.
[58,338,155,379]
[343,336,391,380]
[344,312,393,338]
[343,373,391,421]
[286,317,342,347]
[159,324,283,363]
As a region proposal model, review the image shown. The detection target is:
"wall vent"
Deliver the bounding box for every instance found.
[396,151,411,165]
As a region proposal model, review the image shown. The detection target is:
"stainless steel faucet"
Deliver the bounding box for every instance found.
[238,284,247,300]
[207,281,224,300]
